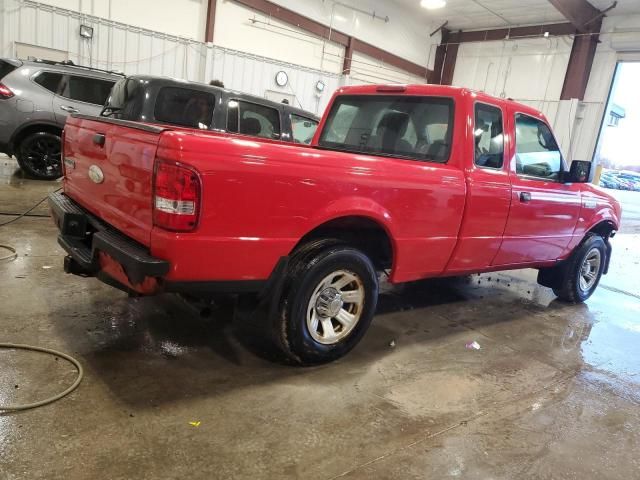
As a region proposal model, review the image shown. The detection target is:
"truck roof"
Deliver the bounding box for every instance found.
[125,74,320,121]
[334,84,545,120]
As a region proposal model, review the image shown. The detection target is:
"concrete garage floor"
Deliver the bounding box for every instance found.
[1,154,640,479]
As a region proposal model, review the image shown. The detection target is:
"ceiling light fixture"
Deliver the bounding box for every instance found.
[421,0,447,10]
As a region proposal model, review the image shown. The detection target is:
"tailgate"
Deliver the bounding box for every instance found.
[63,115,169,246]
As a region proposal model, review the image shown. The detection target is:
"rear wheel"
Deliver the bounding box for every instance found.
[17,131,62,180]
[551,234,606,303]
[273,243,378,364]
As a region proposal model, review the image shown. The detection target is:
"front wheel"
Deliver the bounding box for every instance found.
[17,131,62,180]
[273,244,379,364]
[552,234,606,303]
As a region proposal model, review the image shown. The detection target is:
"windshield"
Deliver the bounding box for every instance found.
[318,95,454,163]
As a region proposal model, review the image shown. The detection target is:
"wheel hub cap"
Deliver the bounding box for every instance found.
[306,270,365,345]
[579,248,601,292]
[315,288,344,318]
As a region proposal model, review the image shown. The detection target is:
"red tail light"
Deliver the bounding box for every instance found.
[0,83,14,99]
[153,160,201,232]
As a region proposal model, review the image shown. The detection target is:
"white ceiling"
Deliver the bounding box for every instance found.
[391,0,640,31]
[589,0,640,16]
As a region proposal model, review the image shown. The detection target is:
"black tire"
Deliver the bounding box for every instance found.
[17,131,62,180]
[273,243,379,365]
[552,233,606,303]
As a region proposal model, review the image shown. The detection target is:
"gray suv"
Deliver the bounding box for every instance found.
[0,58,122,179]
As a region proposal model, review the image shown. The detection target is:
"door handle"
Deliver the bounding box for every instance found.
[93,133,106,146]
[519,192,532,203]
[60,105,79,113]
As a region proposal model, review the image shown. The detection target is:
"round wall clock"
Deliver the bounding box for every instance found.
[275,70,289,87]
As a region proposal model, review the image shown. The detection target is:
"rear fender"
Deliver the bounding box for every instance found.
[302,196,398,266]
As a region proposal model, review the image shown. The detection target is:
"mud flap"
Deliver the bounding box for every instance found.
[537,262,568,290]
[233,257,290,337]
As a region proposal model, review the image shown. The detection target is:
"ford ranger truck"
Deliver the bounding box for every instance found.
[49,85,622,364]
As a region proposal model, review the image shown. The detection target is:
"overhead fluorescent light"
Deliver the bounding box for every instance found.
[421,0,447,10]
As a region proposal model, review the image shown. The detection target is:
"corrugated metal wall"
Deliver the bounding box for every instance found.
[0,0,340,114]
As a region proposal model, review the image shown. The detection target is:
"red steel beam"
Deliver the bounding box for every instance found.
[232,0,350,46]
[431,28,449,84]
[231,0,432,81]
[440,30,459,86]
[456,22,575,43]
[351,38,430,80]
[560,17,602,99]
[205,0,217,43]
[547,0,602,32]
[435,22,577,85]
[342,36,354,75]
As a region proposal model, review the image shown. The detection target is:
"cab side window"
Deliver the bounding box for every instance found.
[154,87,215,129]
[291,114,318,144]
[474,103,504,169]
[228,100,281,140]
[515,113,563,181]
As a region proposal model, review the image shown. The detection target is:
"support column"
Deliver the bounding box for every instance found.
[342,36,354,75]
[205,0,217,43]
[440,31,459,86]
[560,19,601,100]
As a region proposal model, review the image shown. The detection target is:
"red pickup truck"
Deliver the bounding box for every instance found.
[49,84,621,364]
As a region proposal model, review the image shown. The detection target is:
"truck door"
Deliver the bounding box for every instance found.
[446,101,512,272]
[492,111,581,265]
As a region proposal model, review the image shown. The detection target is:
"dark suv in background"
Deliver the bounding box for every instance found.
[102,76,320,145]
[0,58,122,179]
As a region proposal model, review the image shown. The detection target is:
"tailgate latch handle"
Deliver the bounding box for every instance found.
[93,133,106,147]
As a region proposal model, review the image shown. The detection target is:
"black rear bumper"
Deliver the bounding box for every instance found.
[48,191,169,284]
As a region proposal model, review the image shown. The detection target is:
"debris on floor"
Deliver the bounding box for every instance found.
[189,421,201,427]
[465,341,481,350]
[389,340,396,348]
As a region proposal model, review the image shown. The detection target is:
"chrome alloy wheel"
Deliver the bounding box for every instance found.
[579,248,601,292]
[306,270,365,345]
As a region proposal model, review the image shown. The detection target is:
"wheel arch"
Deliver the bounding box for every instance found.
[290,214,396,274]
[9,121,63,154]
[587,219,617,239]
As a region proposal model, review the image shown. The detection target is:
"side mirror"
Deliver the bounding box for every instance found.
[564,160,592,183]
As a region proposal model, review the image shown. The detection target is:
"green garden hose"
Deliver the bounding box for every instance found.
[0,343,83,411]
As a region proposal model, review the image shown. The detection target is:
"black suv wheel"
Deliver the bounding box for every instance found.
[17,131,62,180]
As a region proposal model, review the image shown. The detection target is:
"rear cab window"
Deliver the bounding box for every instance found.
[154,87,215,129]
[291,114,318,144]
[318,95,454,163]
[474,103,504,169]
[227,100,281,140]
[515,113,564,181]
